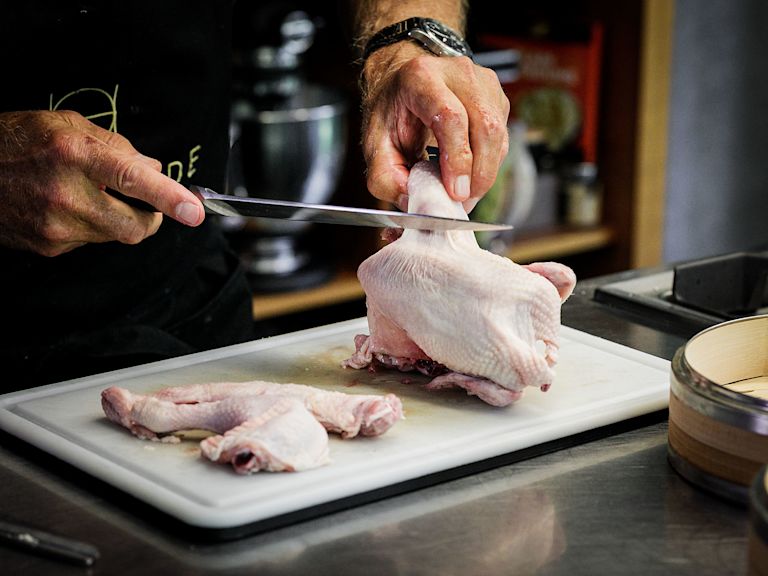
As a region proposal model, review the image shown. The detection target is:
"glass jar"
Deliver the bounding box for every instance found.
[563,162,602,226]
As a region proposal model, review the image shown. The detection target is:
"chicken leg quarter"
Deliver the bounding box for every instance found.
[343,160,576,407]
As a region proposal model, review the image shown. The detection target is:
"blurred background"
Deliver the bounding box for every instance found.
[224,0,767,336]
[663,0,767,262]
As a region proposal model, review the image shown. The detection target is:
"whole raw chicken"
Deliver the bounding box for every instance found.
[343,160,576,407]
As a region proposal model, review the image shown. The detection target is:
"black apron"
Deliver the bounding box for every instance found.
[0,0,254,388]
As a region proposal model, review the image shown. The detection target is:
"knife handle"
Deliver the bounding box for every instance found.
[0,519,100,567]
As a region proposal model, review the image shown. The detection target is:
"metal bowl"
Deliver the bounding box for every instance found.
[668,314,768,503]
[228,82,348,236]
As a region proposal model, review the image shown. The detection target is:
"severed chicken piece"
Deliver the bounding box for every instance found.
[101,386,330,473]
[150,381,404,439]
[199,399,330,474]
[101,381,404,474]
[343,160,576,407]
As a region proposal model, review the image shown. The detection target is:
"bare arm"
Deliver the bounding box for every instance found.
[350,0,509,212]
[351,0,467,49]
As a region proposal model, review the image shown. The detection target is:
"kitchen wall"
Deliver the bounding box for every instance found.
[664,0,768,262]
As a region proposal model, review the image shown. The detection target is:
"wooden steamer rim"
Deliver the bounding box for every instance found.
[668,314,768,503]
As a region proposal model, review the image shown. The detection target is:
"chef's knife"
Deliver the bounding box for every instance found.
[190,186,513,232]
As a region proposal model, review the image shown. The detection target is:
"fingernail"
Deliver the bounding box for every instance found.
[175,202,202,226]
[455,175,470,201]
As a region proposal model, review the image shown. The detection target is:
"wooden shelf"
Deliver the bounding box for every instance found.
[251,226,614,320]
[252,272,364,320]
[508,225,615,262]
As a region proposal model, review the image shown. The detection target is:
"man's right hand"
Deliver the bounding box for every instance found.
[0,110,205,256]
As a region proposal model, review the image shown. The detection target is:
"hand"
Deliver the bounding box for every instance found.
[360,42,510,212]
[0,110,205,256]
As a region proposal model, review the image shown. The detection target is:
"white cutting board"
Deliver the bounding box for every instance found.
[0,319,670,531]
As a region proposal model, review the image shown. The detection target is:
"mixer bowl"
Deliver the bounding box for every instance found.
[229,83,348,236]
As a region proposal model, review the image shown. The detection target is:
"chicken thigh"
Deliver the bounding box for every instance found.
[151,380,404,438]
[102,386,330,473]
[343,160,576,406]
[101,381,404,474]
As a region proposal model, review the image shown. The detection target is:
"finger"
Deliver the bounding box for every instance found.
[405,58,511,203]
[57,110,165,175]
[362,106,411,206]
[366,153,410,208]
[39,241,88,258]
[64,211,162,247]
[64,181,164,245]
[398,58,473,202]
[59,241,88,255]
[31,182,163,254]
[88,189,163,245]
[440,63,510,201]
[461,69,510,199]
[72,140,204,226]
[62,110,150,160]
[90,129,164,173]
[418,90,472,202]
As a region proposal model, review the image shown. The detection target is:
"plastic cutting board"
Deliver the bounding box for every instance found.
[0,318,670,535]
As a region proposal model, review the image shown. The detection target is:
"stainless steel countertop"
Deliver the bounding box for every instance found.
[0,271,752,575]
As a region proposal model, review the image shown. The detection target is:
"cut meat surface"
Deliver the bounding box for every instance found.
[342,160,576,407]
[101,381,404,474]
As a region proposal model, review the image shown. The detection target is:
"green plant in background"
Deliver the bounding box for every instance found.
[472,151,510,249]
[471,121,537,252]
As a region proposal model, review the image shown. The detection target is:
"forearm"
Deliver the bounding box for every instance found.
[351,0,468,54]
[353,0,470,107]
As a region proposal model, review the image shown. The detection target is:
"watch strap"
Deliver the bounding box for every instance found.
[362,17,472,61]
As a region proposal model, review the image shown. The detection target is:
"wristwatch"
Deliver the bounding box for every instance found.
[362,17,473,61]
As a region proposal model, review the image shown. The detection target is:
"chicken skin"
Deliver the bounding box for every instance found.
[344,160,576,406]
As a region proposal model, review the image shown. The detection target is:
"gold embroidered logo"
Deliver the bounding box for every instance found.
[49,85,203,183]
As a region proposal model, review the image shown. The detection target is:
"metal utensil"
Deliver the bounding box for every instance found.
[0,518,100,566]
[190,186,513,232]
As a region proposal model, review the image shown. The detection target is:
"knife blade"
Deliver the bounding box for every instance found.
[190,186,513,232]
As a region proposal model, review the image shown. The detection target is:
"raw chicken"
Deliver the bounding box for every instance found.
[150,381,404,438]
[101,381,404,474]
[343,160,576,407]
[199,399,330,474]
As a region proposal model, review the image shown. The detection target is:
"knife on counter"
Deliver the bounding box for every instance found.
[0,518,100,567]
[189,186,513,232]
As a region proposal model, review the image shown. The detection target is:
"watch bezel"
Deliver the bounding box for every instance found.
[362,17,473,61]
[408,28,469,58]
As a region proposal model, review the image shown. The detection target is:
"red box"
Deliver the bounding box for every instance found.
[480,22,603,163]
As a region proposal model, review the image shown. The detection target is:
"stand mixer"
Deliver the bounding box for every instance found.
[226,9,348,292]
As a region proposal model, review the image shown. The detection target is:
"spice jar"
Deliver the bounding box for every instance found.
[563,162,602,226]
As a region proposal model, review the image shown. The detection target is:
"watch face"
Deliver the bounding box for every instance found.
[422,20,470,56]
[423,21,462,51]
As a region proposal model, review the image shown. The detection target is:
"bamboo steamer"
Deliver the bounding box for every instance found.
[749,465,768,576]
[668,314,768,503]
